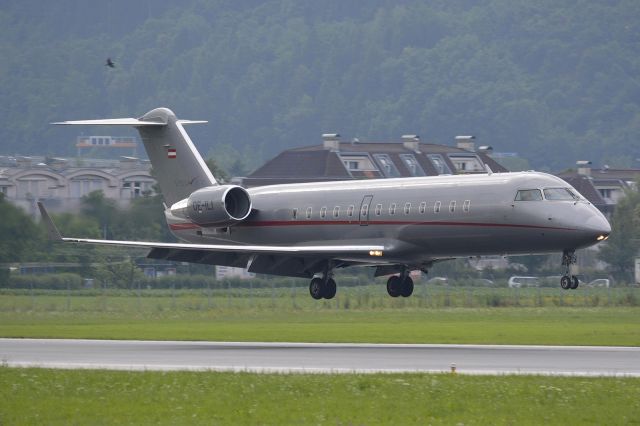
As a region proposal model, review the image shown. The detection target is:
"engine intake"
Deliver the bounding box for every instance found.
[173,185,252,227]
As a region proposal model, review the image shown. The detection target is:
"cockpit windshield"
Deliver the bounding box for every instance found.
[515,187,583,202]
[515,189,543,201]
[543,188,581,201]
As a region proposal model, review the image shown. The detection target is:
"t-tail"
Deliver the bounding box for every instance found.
[54,107,217,205]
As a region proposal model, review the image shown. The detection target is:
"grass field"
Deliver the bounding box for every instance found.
[1,288,639,345]
[1,367,639,425]
[2,288,638,424]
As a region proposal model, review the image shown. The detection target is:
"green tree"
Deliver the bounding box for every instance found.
[111,193,172,241]
[205,158,230,183]
[94,258,144,289]
[598,184,640,283]
[52,212,101,239]
[81,191,117,238]
[0,194,43,262]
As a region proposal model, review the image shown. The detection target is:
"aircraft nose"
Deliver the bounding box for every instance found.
[585,214,611,240]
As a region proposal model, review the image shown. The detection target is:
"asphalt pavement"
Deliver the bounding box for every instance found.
[2,338,639,376]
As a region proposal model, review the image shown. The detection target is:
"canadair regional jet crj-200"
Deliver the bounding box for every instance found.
[39,107,611,299]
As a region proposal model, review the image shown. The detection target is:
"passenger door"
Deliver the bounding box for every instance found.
[359,195,373,226]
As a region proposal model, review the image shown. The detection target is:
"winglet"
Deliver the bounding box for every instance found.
[37,202,63,241]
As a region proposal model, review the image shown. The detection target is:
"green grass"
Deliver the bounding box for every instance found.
[0,292,639,345]
[1,287,639,345]
[2,289,638,424]
[1,367,639,425]
[4,284,638,312]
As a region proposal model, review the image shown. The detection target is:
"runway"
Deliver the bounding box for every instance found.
[1,338,639,376]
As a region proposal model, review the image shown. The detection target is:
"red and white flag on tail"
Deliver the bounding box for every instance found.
[167,148,177,159]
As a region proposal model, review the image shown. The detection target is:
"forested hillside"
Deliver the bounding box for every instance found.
[1,0,639,172]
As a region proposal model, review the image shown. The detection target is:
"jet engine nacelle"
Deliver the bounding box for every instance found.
[172,185,252,226]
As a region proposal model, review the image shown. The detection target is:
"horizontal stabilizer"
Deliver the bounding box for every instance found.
[52,118,207,126]
[53,118,165,126]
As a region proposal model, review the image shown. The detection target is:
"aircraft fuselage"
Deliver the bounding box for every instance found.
[167,171,610,266]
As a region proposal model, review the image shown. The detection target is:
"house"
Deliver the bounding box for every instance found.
[242,135,508,187]
[556,161,640,218]
[0,155,156,217]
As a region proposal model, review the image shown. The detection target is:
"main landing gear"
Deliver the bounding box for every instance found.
[308,265,421,300]
[309,269,337,300]
[560,250,579,290]
[386,269,414,298]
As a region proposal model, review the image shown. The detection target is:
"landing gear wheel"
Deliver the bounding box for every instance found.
[400,276,414,297]
[560,250,578,290]
[324,278,337,299]
[309,277,324,300]
[386,276,401,297]
[570,275,579,290]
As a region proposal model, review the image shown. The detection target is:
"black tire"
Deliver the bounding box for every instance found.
[323,278,337,299]
[400,276,414,297]
[570,276,579,290]
[560,275,571,290]
[386,276,401,297]
[309,277,324,300]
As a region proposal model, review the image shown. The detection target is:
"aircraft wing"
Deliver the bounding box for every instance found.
[37,202,384,258]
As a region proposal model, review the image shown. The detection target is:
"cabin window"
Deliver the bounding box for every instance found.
[449,201,456,213]
[434,201,441,213]
[544,188,580,201]
[292,208,298,219]
[515,189,543,201]
[375,204,382,216]
[306,207,312,219]
[347,205,355,217]
[463,200,470,213]
[404,202,411,215]
[333,206,340,218]
[419,202,427,214]
[320,207,327,219]
[389,203,397,215]
[361,204,369,218]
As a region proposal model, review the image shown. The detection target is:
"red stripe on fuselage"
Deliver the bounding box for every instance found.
[169,223,200,230]
[239,220,576,231]
[170,220,576,232]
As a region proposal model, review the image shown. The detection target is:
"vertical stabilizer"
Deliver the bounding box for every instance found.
[136,108,216,205]
[54,107,216,205]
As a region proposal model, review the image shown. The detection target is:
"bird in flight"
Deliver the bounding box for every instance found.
[105,58,115,68]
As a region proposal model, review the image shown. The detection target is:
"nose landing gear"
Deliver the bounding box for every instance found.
[560,250,579,290]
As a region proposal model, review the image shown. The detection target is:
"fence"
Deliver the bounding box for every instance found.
[0,283,638,313]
